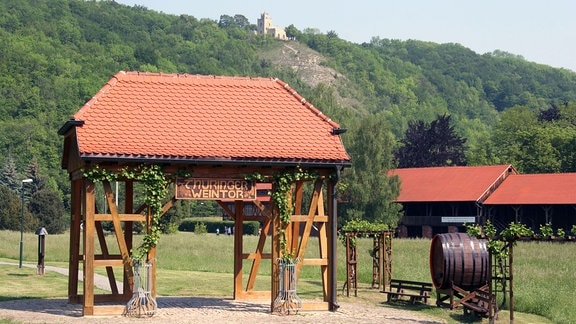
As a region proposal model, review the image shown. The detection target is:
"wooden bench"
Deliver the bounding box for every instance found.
[382,279,433,304]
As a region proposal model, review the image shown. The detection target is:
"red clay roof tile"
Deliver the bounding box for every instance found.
[66,71,350,166]
[389,165,516,202]
[484,173,576,204]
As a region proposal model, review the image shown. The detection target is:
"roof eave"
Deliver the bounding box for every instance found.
[58,119,84,135]
[79,154,351,169]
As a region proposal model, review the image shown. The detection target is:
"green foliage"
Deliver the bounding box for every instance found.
[0,0,575,242]
[246,166,317,225]
[341,113,402,227]
[0,185,37,231]
[193,222,207,235]
[492,103,576,173]
[500,222,534,241]
[340,219,389,232]
[539,223,553,238]
[84,164,169,261]
[394,114,467,167]
[339,219,390,247]
[28,188,67,234]
[466,220,534,262]
[246,166,317,259]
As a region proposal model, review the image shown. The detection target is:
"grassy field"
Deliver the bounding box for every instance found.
[0,230,572,323]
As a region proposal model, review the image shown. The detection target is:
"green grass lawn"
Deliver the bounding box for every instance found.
[0,230,571,323]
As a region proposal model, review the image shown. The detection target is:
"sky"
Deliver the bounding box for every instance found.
[116,0,576,72]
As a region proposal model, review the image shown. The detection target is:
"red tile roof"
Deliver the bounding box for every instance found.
[389,165,516,202]
[60,71,350,166]
[483,173,576,205]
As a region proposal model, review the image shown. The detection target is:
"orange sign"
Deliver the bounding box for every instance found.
[175,178,256,200]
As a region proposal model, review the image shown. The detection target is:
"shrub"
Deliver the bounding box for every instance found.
[194,222,207,235]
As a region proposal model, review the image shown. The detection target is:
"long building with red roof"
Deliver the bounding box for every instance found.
[483,173,576,231]
[390,165,576,237]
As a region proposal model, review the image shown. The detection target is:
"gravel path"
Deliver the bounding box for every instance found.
[0,262,445,323]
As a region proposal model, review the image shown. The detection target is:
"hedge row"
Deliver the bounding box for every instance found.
[179,219,260,235]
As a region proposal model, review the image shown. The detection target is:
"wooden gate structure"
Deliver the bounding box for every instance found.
[342,230,393,297]
[58,72,351,316]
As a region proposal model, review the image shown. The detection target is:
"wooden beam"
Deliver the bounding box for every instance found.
[94,214,146,222]
[83,180,96,315]
[95,221,119,294]
[68,178,82,303]
[301,258,329,266]
[217,200,236,220]
[245,216,271,291]
[161,196,177,216]
[124,181,134,296]
[290,215,328,222]
[301,302,330,311]
[234,290,271,300]
[233,200,244,298]
[243,252,272,260]
[68,180,82,303]
[102,181,134,290]
[93,259,125,267]
[291,181,304,254]
[296,178,324,276]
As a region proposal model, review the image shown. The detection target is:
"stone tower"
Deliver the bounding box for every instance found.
[257,12,287,40]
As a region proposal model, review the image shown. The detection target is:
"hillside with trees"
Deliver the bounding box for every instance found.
[1,0,576,230]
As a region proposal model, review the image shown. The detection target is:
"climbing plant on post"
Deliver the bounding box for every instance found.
[84,164,171,317]
[84,164,169,262]
[466,220,533,322]
[246,166,317,315]
[340,219,391,296]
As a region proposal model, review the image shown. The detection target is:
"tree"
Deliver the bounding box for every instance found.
[538,104,561,122]
[0,184,37,231]
[0,155,20,192]
[284,24,299,39]
[341,113,403,227]
[28,188,66,234]
[394,114,467,167]
[492,104,576,173]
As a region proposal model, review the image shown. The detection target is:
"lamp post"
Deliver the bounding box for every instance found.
[19,178,33,268]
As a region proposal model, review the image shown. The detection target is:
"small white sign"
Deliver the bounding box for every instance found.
[441,217,476,223]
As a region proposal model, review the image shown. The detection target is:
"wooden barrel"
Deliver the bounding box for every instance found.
[429,233,489,290]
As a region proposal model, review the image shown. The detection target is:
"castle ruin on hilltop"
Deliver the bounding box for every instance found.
[257,12,287,40]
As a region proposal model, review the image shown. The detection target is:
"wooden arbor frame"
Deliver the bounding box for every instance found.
[341,230,393,297]
[66,163,343,315]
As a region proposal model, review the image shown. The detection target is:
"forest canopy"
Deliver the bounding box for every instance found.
[1,0,575,228]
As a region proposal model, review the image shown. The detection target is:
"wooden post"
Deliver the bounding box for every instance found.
[83,180,95,315]
[509,244,514,323]
[68,178,82,303]
[233,200,244,298]
[124,181,134,298]
[270,196,281,311]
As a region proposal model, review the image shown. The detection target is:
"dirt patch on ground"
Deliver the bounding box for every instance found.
[0,296,445,323]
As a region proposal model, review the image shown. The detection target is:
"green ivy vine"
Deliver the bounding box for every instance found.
[339,219,390,248]
[84,164,170,261]
[466,220,534,264]
[245,166,317,262]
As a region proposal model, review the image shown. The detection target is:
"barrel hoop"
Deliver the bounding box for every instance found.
[456,233,465,288]
[479,238,488,284]
[469,234,477,288]
[444,233,454,288]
